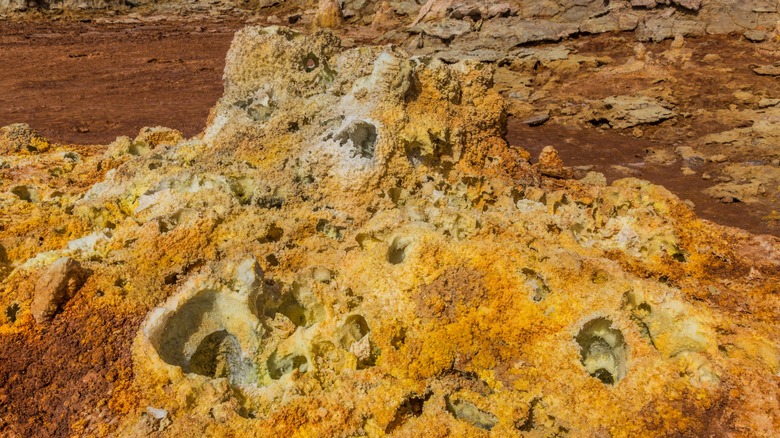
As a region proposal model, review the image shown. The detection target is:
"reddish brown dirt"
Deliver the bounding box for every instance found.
[0,19,242,144]
[0,297,142,437]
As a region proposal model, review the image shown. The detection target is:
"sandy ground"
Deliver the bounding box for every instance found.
[0,18,777,236]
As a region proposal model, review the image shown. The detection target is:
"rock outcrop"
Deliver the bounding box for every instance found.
[3,1,780,48]
[1,26,779,437]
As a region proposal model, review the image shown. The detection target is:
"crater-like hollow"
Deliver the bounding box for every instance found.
[339,315,369,347]
[385,392,431,433]
[521,268,550,302]
[5,303,20,323]
[445,396,498,431]
[11,185,39,203]
[277,293,308,327]
[188,330,253,386]
[253,281,324,329]
[316,219,344,240]
[339,314,378,369]
[147,288,259,386]
[575,317,627,385]
[336,120,378,160]
[302,52,319,72]
[388,237,412,265]
[267,350,308,380]
[128,141,151,156]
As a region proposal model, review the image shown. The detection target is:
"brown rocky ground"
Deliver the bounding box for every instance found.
[1,18,778,236]
[503,32,780,237]
[0,18,241,145]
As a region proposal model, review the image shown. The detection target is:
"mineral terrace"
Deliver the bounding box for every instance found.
[1,11,780,438]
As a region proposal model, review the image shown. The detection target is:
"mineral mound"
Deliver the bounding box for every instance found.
[1,26,779,437]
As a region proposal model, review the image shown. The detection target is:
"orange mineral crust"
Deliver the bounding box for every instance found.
[1,27,778,437]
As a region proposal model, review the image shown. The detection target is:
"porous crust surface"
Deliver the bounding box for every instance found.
[0,27,778,437]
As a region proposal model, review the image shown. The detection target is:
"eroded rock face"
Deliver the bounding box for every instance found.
[3,1,780,49]
[1,26,779,437]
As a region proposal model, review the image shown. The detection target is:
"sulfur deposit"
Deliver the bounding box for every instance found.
[1,26,779,437]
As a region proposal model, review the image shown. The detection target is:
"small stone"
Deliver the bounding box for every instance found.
[681,166,697,176]
[146,407,168,420]
[753,64,780,76]
[140,406,171,433]
[587,95,675,129]
[701,54,722,63]
[235,258,263,294]
[524,186,546,202]
[673,0,701,11]
[758,98,780,109]
[521,113,550,127]
[31,257,88,324]
[676,146,705,168]
[312,266,332,283]
[709,154,728,163]
[414,19,473,41]
[631,0,657,7]
[670,33,686,50]
[733,91,755,103]
[743,30,768,43]
[537,146,572,179]
[610,165,639,176]
[644,148,676,165]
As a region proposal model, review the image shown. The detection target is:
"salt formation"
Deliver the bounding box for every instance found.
[1,27,779,436]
